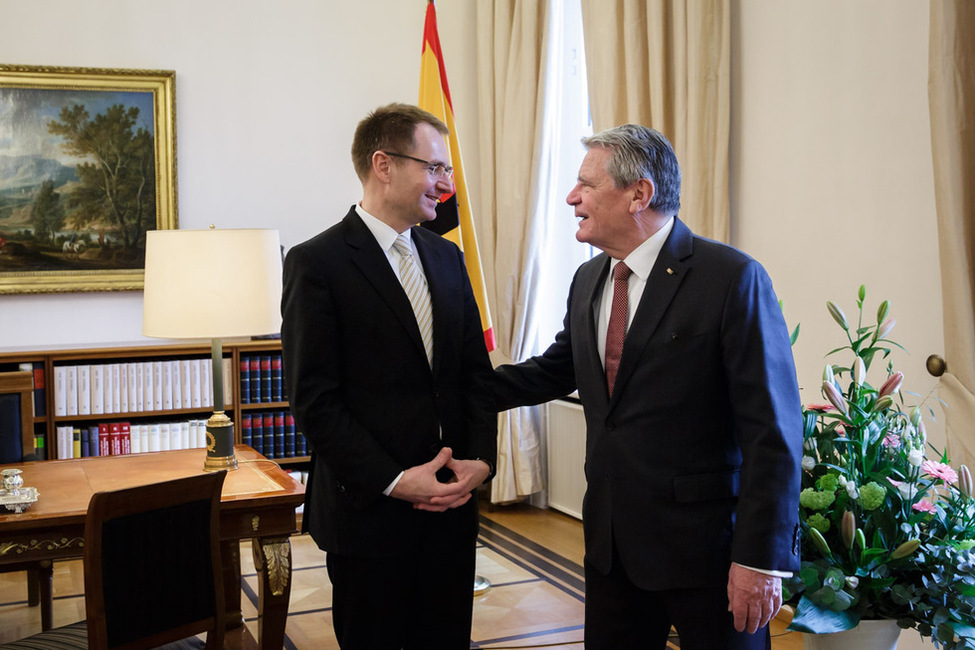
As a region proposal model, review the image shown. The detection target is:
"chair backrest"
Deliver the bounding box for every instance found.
[83,471,227,650]
[0,371,34,464]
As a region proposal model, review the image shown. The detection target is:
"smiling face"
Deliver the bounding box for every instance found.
[384,122,453,231]
[566,147,643,258]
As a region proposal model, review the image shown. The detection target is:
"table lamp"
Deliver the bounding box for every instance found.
[142,227,282,471]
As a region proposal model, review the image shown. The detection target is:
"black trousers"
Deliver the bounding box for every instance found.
[584,543,771,650]
[325,515,478,650]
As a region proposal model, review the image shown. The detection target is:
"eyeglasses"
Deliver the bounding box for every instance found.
[383,151,454,180]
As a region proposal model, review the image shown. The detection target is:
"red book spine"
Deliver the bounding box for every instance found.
[99,423,111,456]
[120,422,131,455]
[109,422,122,456]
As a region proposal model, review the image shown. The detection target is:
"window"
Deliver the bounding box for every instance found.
[530,0,593,355]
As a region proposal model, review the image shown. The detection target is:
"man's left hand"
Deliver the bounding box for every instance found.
[424,458,491,509]
[727,563,782,634]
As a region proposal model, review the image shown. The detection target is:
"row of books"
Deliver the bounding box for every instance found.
[241,411,307,459]
[239,354,286,404]
[52,358,233,417]
[52,419,209,460]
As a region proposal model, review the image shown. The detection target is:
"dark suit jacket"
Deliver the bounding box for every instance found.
[495,218,802,590]
[282,207,497,558]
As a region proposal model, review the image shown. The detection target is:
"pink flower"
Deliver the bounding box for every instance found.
[922,460,959,484]
[806,403,836,413]
[912,500,937,514]
[882,434,900,449]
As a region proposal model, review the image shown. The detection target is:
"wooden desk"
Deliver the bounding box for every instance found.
[0,445,305,648]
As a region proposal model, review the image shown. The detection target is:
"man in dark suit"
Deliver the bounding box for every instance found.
[494,125,802,649]
[281,103,496,650]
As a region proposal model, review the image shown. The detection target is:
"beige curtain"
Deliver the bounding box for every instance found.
[929,0,975,471]
[579,0,730,242]
[475,0,550,503]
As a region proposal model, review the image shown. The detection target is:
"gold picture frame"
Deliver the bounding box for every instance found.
[0,64,177,294]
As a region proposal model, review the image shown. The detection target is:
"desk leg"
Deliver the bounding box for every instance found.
[36,561,53,631]
[251,536,292,649]
[221,539,245,630]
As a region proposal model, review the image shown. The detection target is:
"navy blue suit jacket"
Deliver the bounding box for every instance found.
[495,218,802,589]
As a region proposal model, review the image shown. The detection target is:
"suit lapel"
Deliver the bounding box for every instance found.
[609,219,694,407]
[344,212,431,366]
[573,255,611,408]
[412,227,449,375]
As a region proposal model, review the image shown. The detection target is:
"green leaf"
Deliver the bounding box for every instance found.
[787,595,860,633]
[790,322,801,346]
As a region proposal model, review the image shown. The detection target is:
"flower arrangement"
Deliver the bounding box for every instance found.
[784,286,975,649]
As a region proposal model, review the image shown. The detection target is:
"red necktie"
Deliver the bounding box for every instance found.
[605,261,632,396]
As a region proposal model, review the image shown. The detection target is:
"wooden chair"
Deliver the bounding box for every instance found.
[0,471,227,650]
[0,370,34,464]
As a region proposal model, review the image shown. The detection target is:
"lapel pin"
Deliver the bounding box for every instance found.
[666,268,674,275]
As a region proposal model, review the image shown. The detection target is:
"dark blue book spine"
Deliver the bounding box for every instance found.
[240,358,251,404]
[284,412,296,457]
[249,357,262,404]
[275,411,286,457]
[271,355,283,402]
[88,425,100,457]
[241,413,253,449]
[251,413,264,455]
[262,413,275,458]
[260,356,272,403]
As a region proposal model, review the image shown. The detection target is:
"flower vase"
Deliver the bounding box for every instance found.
[802,620,901,650]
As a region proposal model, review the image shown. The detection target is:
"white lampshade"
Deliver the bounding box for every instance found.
[143,228,283,339]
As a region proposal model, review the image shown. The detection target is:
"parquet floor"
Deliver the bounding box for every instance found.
[0,501,802,649]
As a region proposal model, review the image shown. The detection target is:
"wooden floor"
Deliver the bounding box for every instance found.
[0,501,803,649]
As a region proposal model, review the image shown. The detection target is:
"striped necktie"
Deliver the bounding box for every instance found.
[393,233,434,367]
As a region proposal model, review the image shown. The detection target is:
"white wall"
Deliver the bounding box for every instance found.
[732,3,940,645]
[0,0,480,349]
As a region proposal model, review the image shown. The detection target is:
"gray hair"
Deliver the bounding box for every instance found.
[582,124,681,216]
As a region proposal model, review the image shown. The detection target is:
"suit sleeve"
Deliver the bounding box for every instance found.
[720,261,803,572]
[494,270,580,411]
[454,247,499,476]
[281,244,403,500]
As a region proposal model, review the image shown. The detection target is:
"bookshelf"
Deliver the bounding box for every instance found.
[0,340,309,467]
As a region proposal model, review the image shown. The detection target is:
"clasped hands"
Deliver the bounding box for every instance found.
[389,447,490,512]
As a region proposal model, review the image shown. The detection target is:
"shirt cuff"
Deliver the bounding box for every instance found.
[383,471,404,496]
[734,562,792,578]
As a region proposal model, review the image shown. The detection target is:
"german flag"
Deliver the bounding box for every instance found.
[418,0,495,352]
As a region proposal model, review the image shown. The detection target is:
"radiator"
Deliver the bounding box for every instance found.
[544,398,587,519]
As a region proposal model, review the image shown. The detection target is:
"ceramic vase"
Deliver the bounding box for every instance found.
[802,619,902,650]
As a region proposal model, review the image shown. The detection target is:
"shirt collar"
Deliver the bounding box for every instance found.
[355,203,408,253]
[611,217,675,280]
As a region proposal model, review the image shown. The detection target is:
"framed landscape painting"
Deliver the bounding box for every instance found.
[0,65,176,294]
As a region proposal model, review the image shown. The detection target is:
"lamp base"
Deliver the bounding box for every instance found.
[204,411,238,472]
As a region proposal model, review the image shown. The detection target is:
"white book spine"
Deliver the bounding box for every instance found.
[190,359,203,408]
[54,366,68,417]
[159,422,171,451]
[139,424,149,454]
[162,361,174,411]
[180,360,192,411]
[91,365,105,415]
[112,363,122,414]
[153,361,163,411]
[223,357,233,408]
[119,363,129,413]
[77,365,91,416]
[172,360,183,410]
[135,363,145,412]
[65,365,79,416]
[104,364,115,414]
[127,363,139,412]
[129,424,141,454]
[179,420,189,449]
[201,359,213,408]
[148,423,161,452]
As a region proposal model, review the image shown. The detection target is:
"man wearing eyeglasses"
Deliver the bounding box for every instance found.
[281,103,496,649]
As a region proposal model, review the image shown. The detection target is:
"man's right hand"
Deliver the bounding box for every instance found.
[389,447,473,512]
